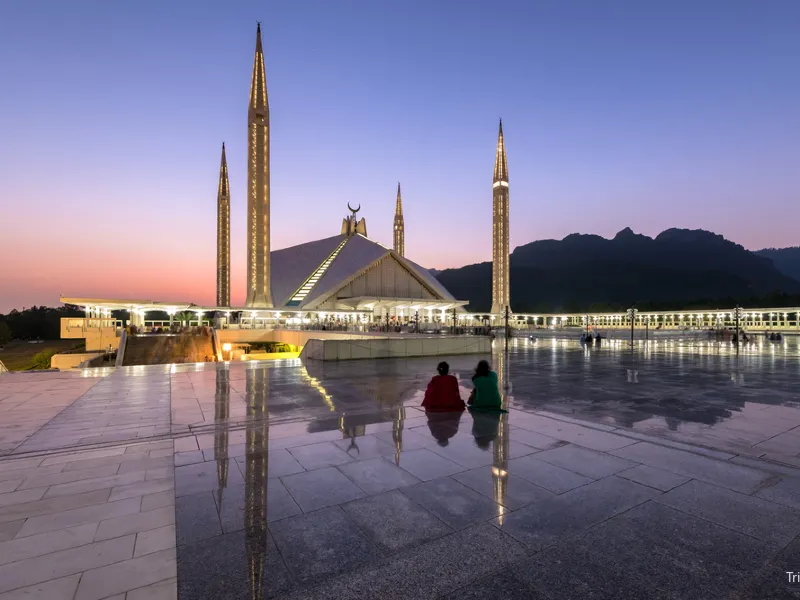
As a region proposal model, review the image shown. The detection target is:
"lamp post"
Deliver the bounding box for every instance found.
[627,306,638,347]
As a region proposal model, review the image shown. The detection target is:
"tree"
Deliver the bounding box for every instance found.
[0,321,11,345]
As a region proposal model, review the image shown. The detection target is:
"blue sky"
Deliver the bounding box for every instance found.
[1,0,799,310]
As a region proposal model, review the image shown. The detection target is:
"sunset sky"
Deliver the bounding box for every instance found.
[1,0,799,312]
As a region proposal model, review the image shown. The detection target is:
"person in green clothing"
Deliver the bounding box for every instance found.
[467,360,507,412]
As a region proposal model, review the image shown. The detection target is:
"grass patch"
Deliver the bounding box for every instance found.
[0,340,85,370]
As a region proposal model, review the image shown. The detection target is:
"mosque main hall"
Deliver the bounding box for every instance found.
[62,24,518,329]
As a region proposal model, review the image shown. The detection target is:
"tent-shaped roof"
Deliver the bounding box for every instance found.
[269,233,460,310]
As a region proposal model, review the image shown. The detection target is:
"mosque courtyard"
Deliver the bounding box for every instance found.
[0,338,799,599]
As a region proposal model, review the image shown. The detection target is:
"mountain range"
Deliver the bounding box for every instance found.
[435,228,800,313]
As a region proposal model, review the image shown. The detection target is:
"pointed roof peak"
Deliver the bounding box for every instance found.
[494,119,508,183]
[395,182,403,214]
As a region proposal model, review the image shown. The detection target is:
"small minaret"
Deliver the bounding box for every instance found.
[393,182,405,256]
[245,23,273,308]
[216,143,230,307]
[491,119,510,315]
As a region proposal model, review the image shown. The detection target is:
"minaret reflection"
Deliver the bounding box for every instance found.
[244,366,269,600]
[491,345,511,524]
[492,413,510,524]
[391,406,406,465]
[214,366,231,509]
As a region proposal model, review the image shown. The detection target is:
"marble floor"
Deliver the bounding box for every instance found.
[0,338,799,599]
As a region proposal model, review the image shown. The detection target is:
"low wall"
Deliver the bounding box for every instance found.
[50,352,105,370]
[216,328,375,347]
[301,336,490,361]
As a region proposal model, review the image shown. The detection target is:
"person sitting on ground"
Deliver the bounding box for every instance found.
[421,361,465,412]
[467,360,506,412]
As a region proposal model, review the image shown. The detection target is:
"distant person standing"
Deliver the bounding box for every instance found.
[468,360,506,412]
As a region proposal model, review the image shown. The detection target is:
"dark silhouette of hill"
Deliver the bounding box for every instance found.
[755,247,800,283]
[436,228,800,313]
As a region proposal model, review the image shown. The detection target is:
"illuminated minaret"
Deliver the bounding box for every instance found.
[491,119,510,315]
[393,182,405,256]
[216,143,230,307]
[245,23,274,308]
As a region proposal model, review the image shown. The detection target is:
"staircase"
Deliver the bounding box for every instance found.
[122,332,215,366]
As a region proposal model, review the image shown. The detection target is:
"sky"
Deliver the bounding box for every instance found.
[1,0,799,312]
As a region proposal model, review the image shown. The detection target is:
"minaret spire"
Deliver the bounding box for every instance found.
[216,142,230,307]
[245,22,274,308]
[393,182,405,257]
[491,118,510,315]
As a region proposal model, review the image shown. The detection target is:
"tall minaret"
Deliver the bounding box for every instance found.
[393,182,405,256]
[216,143,230,307]
[491,119,510,315]
[245,23,273,308]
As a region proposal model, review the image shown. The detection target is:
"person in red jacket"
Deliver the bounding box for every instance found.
[422,362,465,412]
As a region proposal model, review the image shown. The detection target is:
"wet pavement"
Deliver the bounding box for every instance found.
[0,338,799,599]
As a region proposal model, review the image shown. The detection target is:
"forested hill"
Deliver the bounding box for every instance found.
[436,228,800,313]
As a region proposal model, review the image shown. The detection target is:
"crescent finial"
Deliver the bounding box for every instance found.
[347,202,361,214]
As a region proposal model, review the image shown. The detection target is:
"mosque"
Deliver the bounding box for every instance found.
[62,24,512,331]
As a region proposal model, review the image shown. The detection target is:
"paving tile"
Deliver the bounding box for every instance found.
[16,496,140,538]
[233,448,306,479]
[0,523,97,566]
[175,491,221,546]
[41,447,126,467]
[336,457,421,494]
[612,441,776,494]
[442,573,546,600]
[401,477,506,529]
[0,519,23,542]
[0,489,111,524]
[0,534,135,594]
[177,529,292,599]
[394,448,465,481]
[615,464,692,491]
[18,464,121,490]
[374,428,437,451]
[141,490,174,512]
[452,466,554,509]
[43,471,146,499]
[512,415,635,451]
[270,506,377,584]
[95,506,174,541]
[334,434,396,460]
[174,451,204,467]
[281,467,365,512]
[494,476,659,551]
[507,427,566,450]
[756,476,800,509]
[656,479,800,546]
[533,444,637,479]
[511,534,670,600]
[0,464,65,484]
[0,487,46,508]
[287,441,355,470]
[214,479,302,532]
[506,454,593,494]
[117,456,173,474]
[280,523,526,600]
[74,548,176,600]
[125,577,177,600]
[108,477,173,502]
[174,436,198,452]
[342,489,452,553]
[0,574,81,600]
[0,480,22,494]
[610,501,778,576]
[134,524,176,557]
[174,460,242,497]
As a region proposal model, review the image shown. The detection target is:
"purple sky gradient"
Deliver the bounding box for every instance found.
[1,0,799,311]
